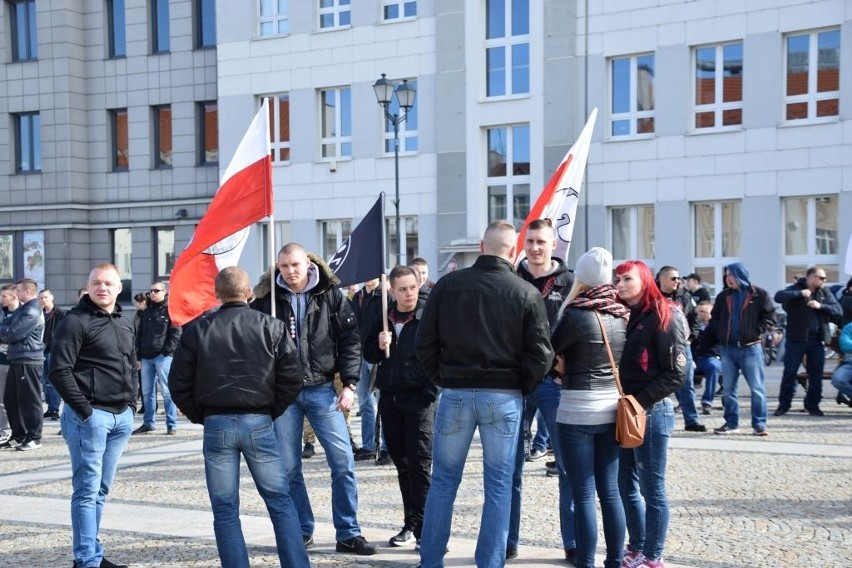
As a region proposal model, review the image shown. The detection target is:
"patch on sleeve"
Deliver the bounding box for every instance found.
[676,352,687,368]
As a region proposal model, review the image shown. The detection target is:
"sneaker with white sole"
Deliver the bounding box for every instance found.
[713,424,740,435]
[16,439,41,451]
[752,427,768,437]
[389,528,415,546]
[526,448,548,462]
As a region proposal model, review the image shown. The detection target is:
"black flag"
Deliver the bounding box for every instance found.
[328,194,385,287]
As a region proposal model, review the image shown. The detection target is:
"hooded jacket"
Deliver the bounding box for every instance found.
[517,258,575,325]
[704,263,775,348]
[774,278,841,344]
[48,295,137,419]
[0,297,45,362]
[42,306,65,353]
[251,254,361,387]
[136,296,182,359]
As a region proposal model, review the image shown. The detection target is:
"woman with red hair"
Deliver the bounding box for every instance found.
[613,260,687,568]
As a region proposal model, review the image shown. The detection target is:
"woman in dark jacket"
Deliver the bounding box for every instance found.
[552,248,629,568]
[614,260,687,568]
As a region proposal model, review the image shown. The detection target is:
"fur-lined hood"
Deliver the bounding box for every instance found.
[253,253,339,300]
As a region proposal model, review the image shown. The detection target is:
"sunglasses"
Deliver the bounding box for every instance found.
[669,276,680,282]
[150,289,165,293]
[813,275,826,281]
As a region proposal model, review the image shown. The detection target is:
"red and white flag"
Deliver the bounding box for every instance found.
[515,108,597,263]
[168,100,273,326]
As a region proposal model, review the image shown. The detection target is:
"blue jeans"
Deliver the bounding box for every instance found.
[559,421,624,568]
[531,409,549,452]
[618,398,674,562]
[420,389,522,568]
[778,336,825,411]
[141,355,178,429]
[357,360,377,450]
[675,347,700,426]
[274,381,361,541]
[832,362,852,398]
[696,355,722,406]
[203,414,310,568]
[720,344,767,430]
[61,405,133,567]
[42,352,62,412]
[508,377,575,551]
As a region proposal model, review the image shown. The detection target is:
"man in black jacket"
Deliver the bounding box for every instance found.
[416,220,554,567]
[168,267,309,568]
[38,288,65,420]
[773,266,841,416]
[133,281,181,435]
[49,263,136,568]
[252,242,376,556]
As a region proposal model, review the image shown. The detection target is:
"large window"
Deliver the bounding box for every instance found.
[693,42,742,130]
[387,216,418,267]
[154,227,175,278]
[785,29,840,122]
[382,0,415,21]
[486,124,530,229]
[318,0,350,30]
[198,101,218,165]
[196,0,216,48]
[382,79,418,154]
[321,219,352,261]
[10,0,37,61]
[610,54,655,137]
[783,195,839,283]
[110,108,129,171]
[153,105,172,167]
[111,228,132,304]
[693,201,741,297]
[107,0,126,58]
[320,87,351,159]
[152,0,170,53]
[14,112,41,173]
[264,93,291,163]
[485,0,529,97]
[610,206,655,265]
[259,0,289,36]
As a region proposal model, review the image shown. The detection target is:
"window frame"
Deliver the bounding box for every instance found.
[263,93,291,164]
[691,42,743,132]
[111,228,133,305]
[609,205,656,267]
[484,0,530,99]
[318,0,351,31]
[110,108,129,171]
[381,0,416,22]
[10,0,38,62]
[319,86,352,161]
[107,0,127,58]
[14,112,41,173]
[153,105,173,168]
[153,226,176,279]
[485,123,531,229]
[197,101,218,166]
[691,200,742,297]
[385,216,418,267]
[320,219,352,261]
[783,28,840,124]
[151,0,170,53]
[609,53,656,138]
[259,0,290,37]
[782,195,840,284]
[195,0,216,49]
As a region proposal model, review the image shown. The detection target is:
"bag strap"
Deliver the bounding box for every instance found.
[593,311,624,397]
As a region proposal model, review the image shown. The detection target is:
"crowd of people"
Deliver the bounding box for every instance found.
[1,219,851,568]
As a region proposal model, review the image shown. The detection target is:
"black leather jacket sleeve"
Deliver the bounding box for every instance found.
[273,332,302,418]
[169,331,202,423]
[332,288,362,386]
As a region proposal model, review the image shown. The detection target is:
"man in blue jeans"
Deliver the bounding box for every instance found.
[49,263,136,568]
[416,221,554,568]
[252,242,377,556]
[38,289,65,421]
[169,267,309,568]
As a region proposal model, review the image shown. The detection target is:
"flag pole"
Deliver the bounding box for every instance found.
[268,215,276,319]
[379,192,390,358]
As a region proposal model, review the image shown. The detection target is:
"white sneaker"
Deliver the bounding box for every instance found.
[16,440,41,451]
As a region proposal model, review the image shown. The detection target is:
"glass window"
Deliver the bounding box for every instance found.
[0,233,15,281]
[320,87,352,159]
[484,0,529,98]
[693,201,741,294]
[110,109,129,171]
[15,112,41,173]
[153,105,172,168]
[610,205,655,264]
[152,0,170,53]
[196,0,216,48]
[263,94,291,163]
[107,0,126,58]
[382,79,418,154]
[386,216,418,267]
[154,227,175,278]
[610,54,655,137]
[783,195,839,282]
[693,42,742,130]
[318,0,350,30]
[785,29,840,122]
[198,101,218,165]
[321,219,352,261]
[486,124,530,229]
[259,0,289,37]
[10,0,38,61]
[382,0,416,21]
[111,228,132,304]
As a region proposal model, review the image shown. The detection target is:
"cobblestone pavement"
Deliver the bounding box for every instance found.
[1,365,850,567]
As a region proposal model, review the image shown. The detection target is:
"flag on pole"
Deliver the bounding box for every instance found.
[168,100,273,326]
[515,108,598,263]
[328,194,385,288]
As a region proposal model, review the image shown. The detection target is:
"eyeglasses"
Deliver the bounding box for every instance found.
[150,289,165,293]
[813,275,827,281]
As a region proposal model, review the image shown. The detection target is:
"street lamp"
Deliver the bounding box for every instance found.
[373,73,416,266]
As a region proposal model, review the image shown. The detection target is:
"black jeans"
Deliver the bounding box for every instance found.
[5,362,44,443]
[379,392,435,538]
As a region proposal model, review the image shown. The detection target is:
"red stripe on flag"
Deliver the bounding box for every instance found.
[515,155,572,253]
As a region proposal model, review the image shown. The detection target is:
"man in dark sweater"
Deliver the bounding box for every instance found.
[38,288,65,420]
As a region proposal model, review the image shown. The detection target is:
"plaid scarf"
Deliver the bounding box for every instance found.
[563,284,630,320]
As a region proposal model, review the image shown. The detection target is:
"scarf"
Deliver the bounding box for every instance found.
[563,284,630,320]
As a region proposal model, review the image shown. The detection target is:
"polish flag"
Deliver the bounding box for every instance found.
[168,100,273,326]
[515,108,597,263]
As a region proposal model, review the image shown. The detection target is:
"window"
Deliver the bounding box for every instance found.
[382,0,415,21]
[263,93,291,163]
[485,0,529,97]
[783,195,839,283]
[486,124,530,229]
[319,0,350,30]
[152,0,170,53]
[785,29,840,122]
[153,105,172,167]
[198,101,218,165]
[14,112,41,173]
[692,201,741,296]
[693,43,742,130]
[321,219,352,261]
[610,206,655,265]
[610,54,655,137]
[10,0,37,61]
[110,108,129,171]
[154,227,175,278]
[387,216,418,267]
[320,87,351,159]
[382,79,418,154]
[259,0,289,36]
[111,228,132,304]
[107,0,126,58]
[196,0,216,48]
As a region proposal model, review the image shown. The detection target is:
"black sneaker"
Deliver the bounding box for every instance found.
[802,407,824,416]
[506,547,518,559]
[302,443,315,459]
[713,424,740,435]
[684,423,707,432]
[100,559,129,568]
[303,535,314,549]
[753,427,769,437]
[389,528,415,546]
[0,439,21,449]
[376,450,391,466]
[166,427,177,435]
[132,424,155,435]
[16,440,41,451]
[773,406,789,417]
[354,447,375,461]
[701,403,712,415]
[336,535,377,555]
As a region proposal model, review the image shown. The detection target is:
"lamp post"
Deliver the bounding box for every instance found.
[373,73,416,266]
